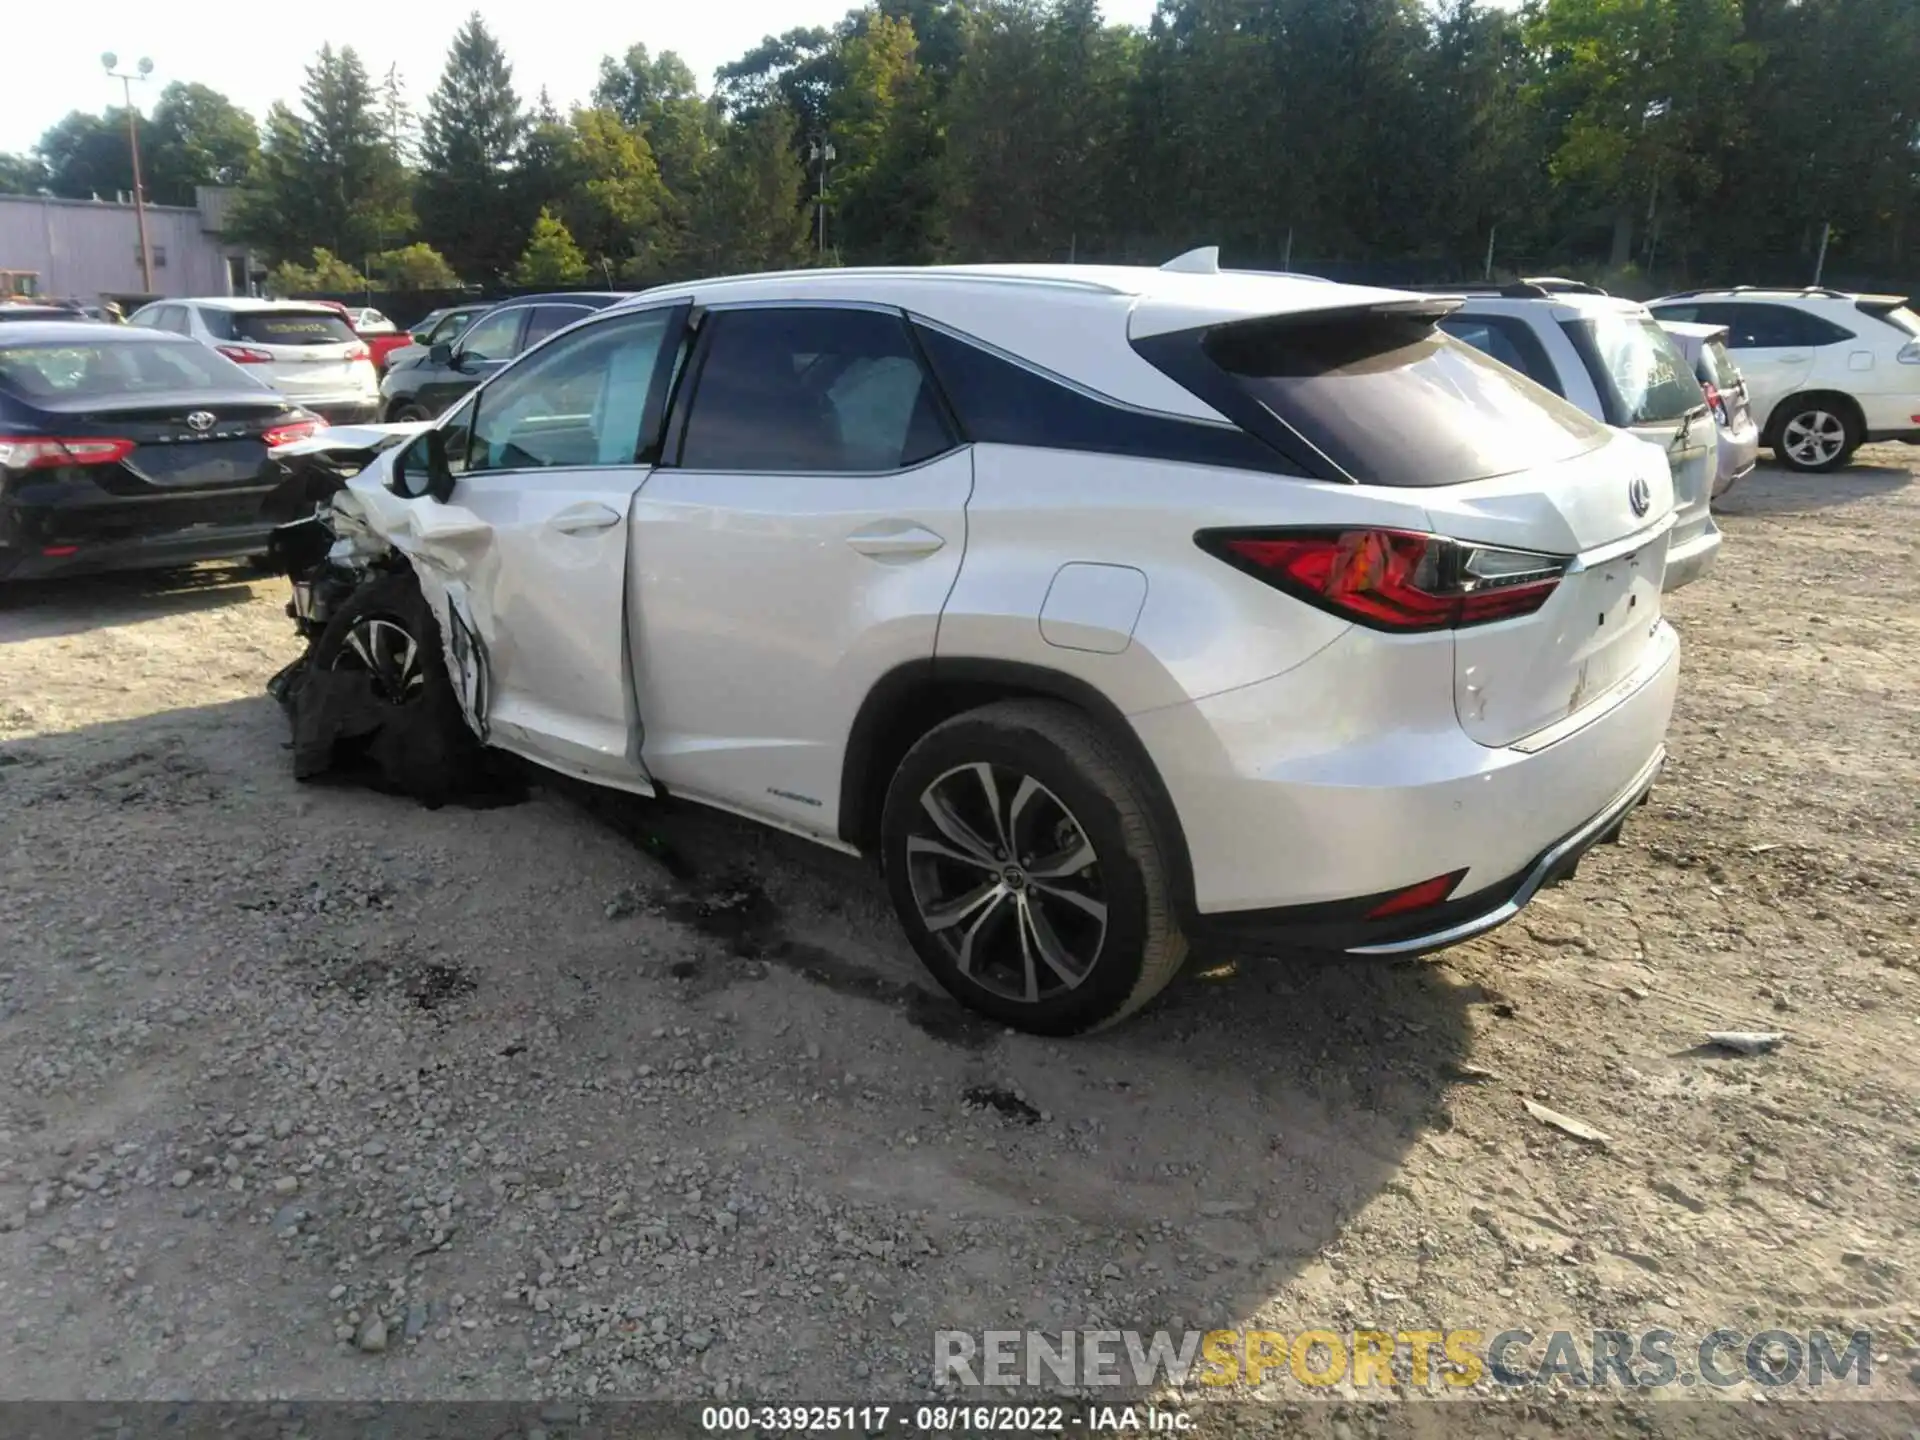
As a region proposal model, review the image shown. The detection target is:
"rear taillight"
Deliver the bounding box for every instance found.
[217,344,275,364]
[346,343,371,362]
[1898,340,1920,365]
[264,418,328,448]
[0,435,137,469]
[1701,380,1729,425]
[1199,528,1569,632]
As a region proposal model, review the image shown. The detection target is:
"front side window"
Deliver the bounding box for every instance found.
[457,308,526,363]
[1561,313,1704,427]
[677,306,953,473]
[464,308,678,474]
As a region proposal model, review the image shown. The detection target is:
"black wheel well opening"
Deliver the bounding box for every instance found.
[838,660,1197,916]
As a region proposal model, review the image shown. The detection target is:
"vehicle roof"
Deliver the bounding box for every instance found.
[613,263,1430,422]
[1447,289,1651,320]
[493,291,631,308]
[1651,286,1909,305]
[178,297,348,313]
[0,320,190,343]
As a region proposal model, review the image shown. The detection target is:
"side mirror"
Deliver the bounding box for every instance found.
[429,342,453,366]
[389,429,457,504]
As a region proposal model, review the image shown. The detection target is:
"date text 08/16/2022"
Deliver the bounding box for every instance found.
[700,1404,1193,1432]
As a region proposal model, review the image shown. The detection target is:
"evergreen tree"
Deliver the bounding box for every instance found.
[417,13,527,283]
[513,208,590,284]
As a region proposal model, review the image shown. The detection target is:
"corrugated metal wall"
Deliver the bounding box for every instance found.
[0,194,242,302]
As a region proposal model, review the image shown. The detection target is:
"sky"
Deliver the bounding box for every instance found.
[5,0,1163,153]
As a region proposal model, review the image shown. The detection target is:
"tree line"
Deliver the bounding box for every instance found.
[3,0,1915,294]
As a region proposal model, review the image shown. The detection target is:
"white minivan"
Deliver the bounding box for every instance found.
[129,298,380,423]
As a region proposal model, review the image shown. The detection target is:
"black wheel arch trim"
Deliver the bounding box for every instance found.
[839,657,1198,918]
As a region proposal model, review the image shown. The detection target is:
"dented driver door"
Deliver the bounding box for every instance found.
[403,304,687,790]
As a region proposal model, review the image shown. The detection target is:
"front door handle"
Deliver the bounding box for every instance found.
[1775,353,1809,363]
[846,522,945,559]
[549,502,623,535]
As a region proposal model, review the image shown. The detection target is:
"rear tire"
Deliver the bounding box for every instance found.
[302,568,480,803]
[880,700,1188,1036]
[385,401,430,424]
[1769,394,1861,473]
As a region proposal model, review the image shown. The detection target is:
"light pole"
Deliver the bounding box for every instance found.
[102,53,155,294]
[807,134,835,256]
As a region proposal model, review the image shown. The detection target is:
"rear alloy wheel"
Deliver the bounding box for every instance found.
[881,700,1187,1035]
[386,402,430,424]
[1773,398,1859,473]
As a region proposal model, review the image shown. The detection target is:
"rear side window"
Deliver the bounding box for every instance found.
[1150,309,1609,487]
[678,306,952,473]
[914,322,1294,472]
[524,304,592,349]
[1436,315,1564,394]
[1561,314,1704,427]
[207,310,359,346]
[1697,302,1853,350]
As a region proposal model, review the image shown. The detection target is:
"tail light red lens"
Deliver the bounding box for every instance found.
[346,343,371,362]
[1198,528,1569,631]
[1701,380,1728,425]
[264,418,328,448]
[217,344,275,364]
[0,436,137,469]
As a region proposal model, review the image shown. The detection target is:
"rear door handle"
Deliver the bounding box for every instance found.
[846,522,945,559]
[1776,353,1809,363]
[549,502,623,535]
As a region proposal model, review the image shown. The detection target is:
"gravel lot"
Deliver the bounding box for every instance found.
[1,449,1916,1415]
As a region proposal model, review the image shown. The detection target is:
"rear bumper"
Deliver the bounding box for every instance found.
[0,476,277,581]
[1856,391,1920,440]
[304,399,381,425]
[1662,514,1721,591]
[1136,618,1681,930]
[0,518,275,580]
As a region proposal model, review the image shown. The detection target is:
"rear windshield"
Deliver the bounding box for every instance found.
[0,338,266,399]
[1561,314,1703,427]
[1194,311,1609,486]
[1698,338,1741,390]
[205,309,359,346]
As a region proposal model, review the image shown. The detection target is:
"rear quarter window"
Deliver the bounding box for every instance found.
[1172,310,1610,487]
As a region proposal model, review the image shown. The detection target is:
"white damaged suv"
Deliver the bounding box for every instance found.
[264,253,1681,1035]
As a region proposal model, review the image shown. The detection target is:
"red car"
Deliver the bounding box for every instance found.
[310,300,412,374]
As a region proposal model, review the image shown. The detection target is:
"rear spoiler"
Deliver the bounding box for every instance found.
[1854,295,1911,315]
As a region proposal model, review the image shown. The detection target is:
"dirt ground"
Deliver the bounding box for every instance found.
[1,449,1916,1424]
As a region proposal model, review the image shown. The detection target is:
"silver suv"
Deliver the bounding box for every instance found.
[1432,281,1718,592]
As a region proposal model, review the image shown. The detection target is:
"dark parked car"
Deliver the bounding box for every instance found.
[0,321,323,581]
[377,302,497,378]
[377,292,630,421]
[1,304,91,323]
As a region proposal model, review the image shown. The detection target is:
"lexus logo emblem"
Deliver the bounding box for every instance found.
[186,411,216,432]
[1628,475,1652,518]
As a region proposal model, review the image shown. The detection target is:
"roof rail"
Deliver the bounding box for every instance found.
[1521,275,1609,296]
[1407,281,1554,299]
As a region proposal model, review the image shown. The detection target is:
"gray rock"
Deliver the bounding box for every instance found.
[356,1315,388,1354]
[170,1170,193,1189]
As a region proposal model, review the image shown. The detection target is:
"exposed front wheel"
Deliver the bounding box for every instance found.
[881,700,1187,1035]
[385,402,430,424]
[299,568,481,802]
[1771,397,1860,473]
